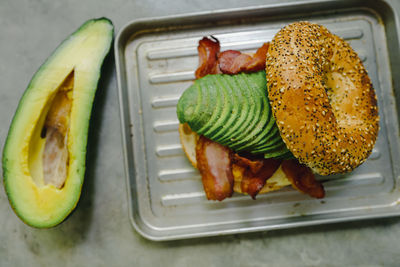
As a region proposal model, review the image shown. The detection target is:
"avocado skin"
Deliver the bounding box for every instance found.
[176,71,290,158]
[2,18,114,228]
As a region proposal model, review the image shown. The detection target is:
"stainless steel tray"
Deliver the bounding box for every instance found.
[115,0,400,241]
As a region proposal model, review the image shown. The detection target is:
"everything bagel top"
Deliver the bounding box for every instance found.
[266,21,379,175]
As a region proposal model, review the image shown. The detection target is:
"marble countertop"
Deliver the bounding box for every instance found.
[1,0,399,266]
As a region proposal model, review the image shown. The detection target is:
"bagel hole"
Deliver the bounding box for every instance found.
[324,71,359,126]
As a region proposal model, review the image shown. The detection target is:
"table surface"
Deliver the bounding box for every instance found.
[1,0,400,266]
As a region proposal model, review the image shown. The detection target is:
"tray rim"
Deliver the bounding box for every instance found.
[114,0,400,241]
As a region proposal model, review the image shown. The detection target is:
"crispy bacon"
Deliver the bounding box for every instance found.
[233,153,264,173]
[218,50,252,75]
[246,42,270,71]
[195,37,270,78]
[218,43,269,74]
[234,154,281,199]
[196,136,234,201]
[281,159,325,199]
[195,37,221,79]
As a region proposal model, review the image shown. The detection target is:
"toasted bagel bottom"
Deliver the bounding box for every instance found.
[178,123,291,195]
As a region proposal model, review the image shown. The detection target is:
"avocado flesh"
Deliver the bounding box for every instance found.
[178,79,215,133]
[217,74,251,145]
[2,18,114,228]
[202,75,234,138]
[176,71,289,157]
[228,73,263,149]
[214,74,248,145]
[251,127,281,151]
[197,76,224,135]
[230,73,269,151]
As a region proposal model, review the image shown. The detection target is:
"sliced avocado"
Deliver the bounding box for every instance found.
[2,18,114,228]
[250,126,281,151]
[253,143,284,155]
[231,90,264,150]
[273,150,296,160]
[264,145,291,159]
[243,93,279,151]
[200,75,231,137]
[217,73,251,144]
[233,73,270,151]
[251,134,284,153]
[239,116,275,152]
[176,82,200,123]
[208,74,241,144]
[180,81,209,133]
[176,71,290,157]
[203,75,237,140]
[228,73,262,148]
[197,77,221,134]
[254,138,287,154]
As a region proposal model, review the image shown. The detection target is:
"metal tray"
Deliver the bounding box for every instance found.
[115,0,400,241]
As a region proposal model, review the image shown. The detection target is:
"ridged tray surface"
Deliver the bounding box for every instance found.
[115,2,400,240]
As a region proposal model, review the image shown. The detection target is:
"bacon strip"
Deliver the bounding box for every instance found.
[281,159,325,199]
[218,50,252,75]
[234,154,281,199]
[195,37,221,79]
[233,153,264,174]
[195,37,270,78]
[196,136,234,201]
[218,42,269,74]
[246,42,270,71]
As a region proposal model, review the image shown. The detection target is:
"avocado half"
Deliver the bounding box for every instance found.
[2,18,113,228]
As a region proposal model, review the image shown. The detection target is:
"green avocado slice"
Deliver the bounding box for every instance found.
[234,73,271,151]
[253,138,288,154]
[250,114,287,153]
[223,74,258,146]
[204,75,240,144]
[182,80,212,133]
[201,77,224,135]
[2,18,114,228]
[201,75,233,137]
[264,144,291,159]
[217,73,251,145]
[229,74,264,145]
[229,73,263,149]
[251,126,281,151]
[273,150,295,159]
[254,137,285,153]
[176,81,201,126]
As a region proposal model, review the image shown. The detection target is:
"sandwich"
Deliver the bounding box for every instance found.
[176,21,379,201]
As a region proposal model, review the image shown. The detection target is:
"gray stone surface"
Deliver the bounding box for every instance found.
[0,0,400,266]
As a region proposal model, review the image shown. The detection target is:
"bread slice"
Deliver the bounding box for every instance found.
[178,123,291,195]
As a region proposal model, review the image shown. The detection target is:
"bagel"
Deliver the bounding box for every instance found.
[266,21,379,175]
[178,124,291,195]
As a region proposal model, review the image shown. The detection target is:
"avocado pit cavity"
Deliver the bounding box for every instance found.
[27,70,73,190]
[42,71,73,189]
